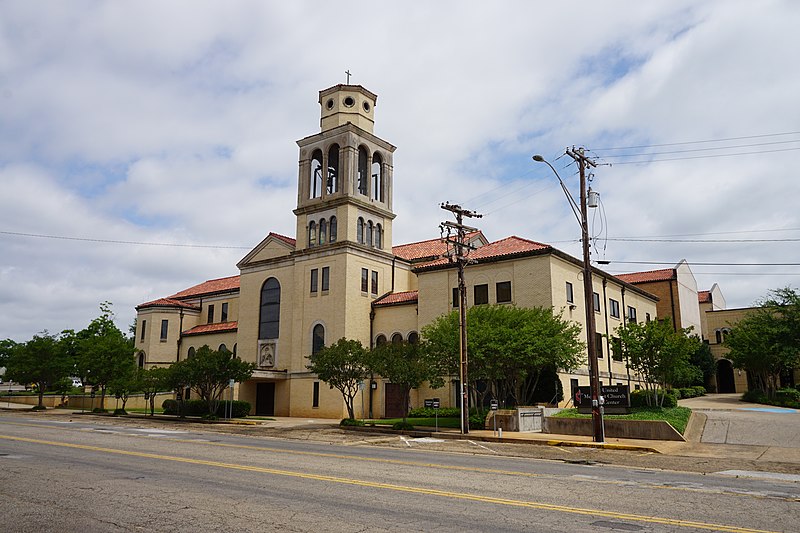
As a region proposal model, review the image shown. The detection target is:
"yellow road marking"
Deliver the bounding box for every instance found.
[0,434,780,533]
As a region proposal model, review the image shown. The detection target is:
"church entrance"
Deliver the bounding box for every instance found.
[256,382,275,416]
[384,383,405,418]
[716,359,736,393]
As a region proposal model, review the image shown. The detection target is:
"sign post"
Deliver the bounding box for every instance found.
[490,399,499,436]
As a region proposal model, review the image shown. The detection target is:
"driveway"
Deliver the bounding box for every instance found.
[680,393,800,448]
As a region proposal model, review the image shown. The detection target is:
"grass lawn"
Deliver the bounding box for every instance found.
[124,407,165,415]
[552,406,693,434]
[365,417,462,429]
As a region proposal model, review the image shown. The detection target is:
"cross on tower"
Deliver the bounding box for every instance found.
[345,70,352,84]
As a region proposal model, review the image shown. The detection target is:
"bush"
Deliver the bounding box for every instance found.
[677,386,706,400]
[162,399,251,418]
[339,418,365,427]
[741,389,768,404]
[392,421,415,430]
[112,408,127,416]
[774,387,800,407]
[469,409,488,430]
[31,405,46,411]
[408,407,460,418]
[630,389,678,408]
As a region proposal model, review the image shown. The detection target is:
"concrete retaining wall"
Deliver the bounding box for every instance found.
[543,417,685,441]
[0,392,174,411]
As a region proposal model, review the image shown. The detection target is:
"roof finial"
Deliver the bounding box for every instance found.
[345,69,352,84]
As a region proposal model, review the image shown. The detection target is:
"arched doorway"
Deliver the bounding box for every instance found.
[716,359,736,393]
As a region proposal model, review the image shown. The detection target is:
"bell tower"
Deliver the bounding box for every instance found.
[294,84,396,253]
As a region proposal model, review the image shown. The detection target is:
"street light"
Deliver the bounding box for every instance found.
[533,153,605,443]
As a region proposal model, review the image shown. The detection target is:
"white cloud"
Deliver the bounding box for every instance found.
[1,0,798,340]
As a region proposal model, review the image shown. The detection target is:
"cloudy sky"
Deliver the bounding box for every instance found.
[2,1,799,342]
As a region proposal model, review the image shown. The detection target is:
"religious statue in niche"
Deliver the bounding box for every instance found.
[258,340,277,369]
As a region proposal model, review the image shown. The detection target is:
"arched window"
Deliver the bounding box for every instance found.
[312,324,325,355]
[357,146,369,195]
[327,144,339,194]
[187,347,195,359]
[233,343,237,357]
[372,152,383,201]
[310,149,323,199]
[308,221,316,248]
[367,221,374,247]
[219,344,228,353]
[375,334,387,347]
[375,223,382,249]
[329,216,337,243]
[391,333,403,345]
[715,329,722,344]
[319,218,327,245]
[259,278,281,339]
[407,332,419,344]
[138,352,145,368]
[357,217,364,244]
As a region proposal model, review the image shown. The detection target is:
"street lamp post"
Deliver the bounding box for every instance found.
[534,152,605,443]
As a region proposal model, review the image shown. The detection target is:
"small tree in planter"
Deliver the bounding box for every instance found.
[306,338,370,420]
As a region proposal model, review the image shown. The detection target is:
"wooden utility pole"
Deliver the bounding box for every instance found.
[440,202,482,435]
[565,146,605,443]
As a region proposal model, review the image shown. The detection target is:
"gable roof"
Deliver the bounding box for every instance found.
[393,231,486,262]
[169,275,240,300]
[182,321,238,336]
[237,231,296,268]
[373,290,419,307]
[413,236,551,271]
[615,268,676,284]
[136,297,201,311]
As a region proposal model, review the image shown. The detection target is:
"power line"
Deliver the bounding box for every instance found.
[609,146,800,165]
[606,260,800,266]
[593,130,800,151]
[606,236,800,243]
[612,228,800,238]
[0,230,252,250]
[599,139,800,158]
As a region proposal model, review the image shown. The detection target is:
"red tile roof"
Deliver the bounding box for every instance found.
[393,231,484,262]
[169,275,240,299]
[698,290,711,304]
[135,298,201,311]
[182,321,238,336]
[615,268,676,284]
[373,291,419,307]
[269,232,296,247]
[414,236,551,270]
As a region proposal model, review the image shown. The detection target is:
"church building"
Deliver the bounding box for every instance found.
[135,83,660,419]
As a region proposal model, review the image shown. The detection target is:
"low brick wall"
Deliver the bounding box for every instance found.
[543,417,685,441]
[0,392,174,411]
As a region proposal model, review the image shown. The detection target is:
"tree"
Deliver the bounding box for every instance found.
[368,341,445,424]
[306,338,370,420]
[140,366,171,416]
[422,305,584,407]
[614,319,702,407]
[76,303,136,411]
[725,287,800,399]
[183,345,256,417]
[108,363,141,414]
[4,331,73,408]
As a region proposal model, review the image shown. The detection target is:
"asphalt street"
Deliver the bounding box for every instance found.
[1,412,798,532]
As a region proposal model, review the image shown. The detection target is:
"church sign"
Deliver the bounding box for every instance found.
[575,384,630,414]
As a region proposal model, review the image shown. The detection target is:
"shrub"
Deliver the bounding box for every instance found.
[162,399,251,418]
[408,407,460,418]
[31,405,46,411]
[676,386,706,400]
[469,409,488,429]
[741,389,768,404]
[392,421,415,430]
[774,387,800,407]
[630,389,678,408]
[339,418,365,427]
[112,408,127,416]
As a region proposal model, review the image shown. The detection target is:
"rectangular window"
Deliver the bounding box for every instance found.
[645,312,651,322]
[371,270,378,295]
[221,302,228,322]
[474,284,489,305]
[452,287,459,308]
[593,292,601,313]
[310,268,318,293]
[496,281,512,303]
[207,304,214,324]
[322,266,330,292]
[312,381,320,408]
[160,319,168,341]
[595,332,604,358]
[361,268,369,293]
[612,337,623,361]
[609,298,620,318]
[140,320,146,342]
[627,306,637,324]
[566,282,574,303]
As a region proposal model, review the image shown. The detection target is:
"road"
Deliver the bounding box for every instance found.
[1,412,798,532]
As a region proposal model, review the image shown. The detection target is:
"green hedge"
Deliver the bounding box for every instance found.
[675,386,706,399]
[630,389,678,408]
[408,407,461,418]
[162,399,251,418]
[742,388,800,408]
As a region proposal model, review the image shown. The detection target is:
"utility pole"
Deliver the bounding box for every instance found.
[440,202,482,435]
[565,146,605,443]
